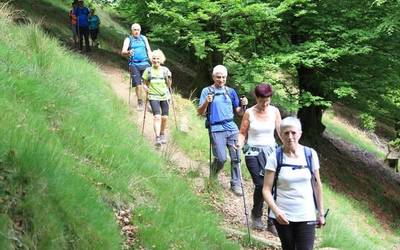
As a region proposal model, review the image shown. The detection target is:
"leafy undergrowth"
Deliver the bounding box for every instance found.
[0,4,238,249]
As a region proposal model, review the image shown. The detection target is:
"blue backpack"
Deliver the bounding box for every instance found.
[271,146,318,210]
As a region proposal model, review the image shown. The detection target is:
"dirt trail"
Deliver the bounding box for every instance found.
[97,62,281,249]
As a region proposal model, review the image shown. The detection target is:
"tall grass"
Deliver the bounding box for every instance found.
[322,111,386,159]
[319,187,399,250]
[0,3,238,249]
[170,96,400,249]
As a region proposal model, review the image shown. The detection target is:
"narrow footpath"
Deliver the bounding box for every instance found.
[98,62,281,249]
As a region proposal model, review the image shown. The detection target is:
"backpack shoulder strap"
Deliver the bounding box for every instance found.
[207,86,215,95]
[161,66,168,83]
[303,146,319,210]
[144,67,152,81]
[128,35,133,50]
[272,146,283,201]
[140,35,149,58]
[304,146,313,173]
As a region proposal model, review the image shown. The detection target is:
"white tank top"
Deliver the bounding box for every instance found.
[247,106,276,146]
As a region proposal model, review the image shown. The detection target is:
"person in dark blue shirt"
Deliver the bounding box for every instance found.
[74,0,90,52]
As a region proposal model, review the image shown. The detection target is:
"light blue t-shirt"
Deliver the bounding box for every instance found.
[88,15,100,30]
[128,35,149,68]
[199,86,240,132]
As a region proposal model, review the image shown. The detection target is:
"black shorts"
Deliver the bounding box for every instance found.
[90,28,98,40]
[149,100,169,116]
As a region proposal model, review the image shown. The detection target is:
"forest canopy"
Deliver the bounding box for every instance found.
[108,0,400,138]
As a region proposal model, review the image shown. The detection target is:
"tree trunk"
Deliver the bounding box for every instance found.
[297,66,326,139]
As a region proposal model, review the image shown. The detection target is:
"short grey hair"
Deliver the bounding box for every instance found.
[212,65,228,76]
[280,116,302,132]
[131,23,141,31]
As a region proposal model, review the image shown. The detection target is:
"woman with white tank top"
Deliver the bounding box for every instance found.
[238,83,282,234]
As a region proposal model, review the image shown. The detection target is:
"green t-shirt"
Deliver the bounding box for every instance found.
[143,66,171,101]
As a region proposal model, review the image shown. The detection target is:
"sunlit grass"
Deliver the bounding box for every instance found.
[323,110,386,159]
[0,3,239,249]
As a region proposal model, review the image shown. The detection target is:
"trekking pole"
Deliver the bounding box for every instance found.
[206,98,213,177]
[128,66,132,107]
[307,209,330,226]
[141,91,148,135]
[236,147,251,243]
[169,87,178,130]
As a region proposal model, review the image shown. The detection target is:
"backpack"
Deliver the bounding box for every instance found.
[205,86,236,129]
[146,66,169,84]
[271,146,318,210]
[128,35,149,61]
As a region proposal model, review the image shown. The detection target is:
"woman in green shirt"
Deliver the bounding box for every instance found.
[143,49,172,146]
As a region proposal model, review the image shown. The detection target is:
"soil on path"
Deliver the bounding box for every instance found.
[96,60,281,249]
[87,50,400,249]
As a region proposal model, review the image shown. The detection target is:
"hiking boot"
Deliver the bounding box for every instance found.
[159,134,167,144]
[267,219,278,236]
[231,185,243,196]
[251,216,264,230]
[155,136,162,147]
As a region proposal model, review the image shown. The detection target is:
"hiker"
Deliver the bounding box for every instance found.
[68,1,78,46]
[142,49,172,146]
[262,117,325,250]
[121,23,152,110]
[385,141,399,172]
[198,65,248,196]
[237,83,281,233]
[74,0,90,52]
[88,9,100,48]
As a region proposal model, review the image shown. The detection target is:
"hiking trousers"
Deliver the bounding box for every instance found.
[210,130,241,187]
[273,220,315,250]
[244,156,264,218]
[78,26,90,51]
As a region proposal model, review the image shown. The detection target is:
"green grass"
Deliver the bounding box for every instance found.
[322,111,386,159]
[171,99,400,249]
[3,0,399,249]
[0,3,239,249]
[171,98,252,181]
[319,187,399,250]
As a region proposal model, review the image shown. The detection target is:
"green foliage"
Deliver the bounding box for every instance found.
[319,187,399,250]
[359,113,376,132]
[389,138,400,150]
[116,0,400,135]
[0,3,239,249]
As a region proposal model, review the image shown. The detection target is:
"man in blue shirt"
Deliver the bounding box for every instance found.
[74,0,90,52]
[121,23,152,110]
[198,65,248,196]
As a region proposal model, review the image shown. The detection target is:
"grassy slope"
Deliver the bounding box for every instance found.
[3,0,399,249]
[171,98,400,250]
[0,3,237,249]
